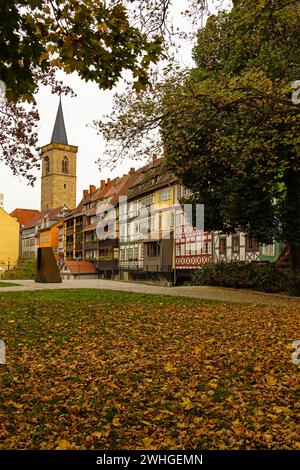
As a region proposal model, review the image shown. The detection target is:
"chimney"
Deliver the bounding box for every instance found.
[83,189,89,199]
[106,178,111,185]
[100,179,105,189]
[89,185,96,195]
[152,154,157,162]
[129,167,135,174]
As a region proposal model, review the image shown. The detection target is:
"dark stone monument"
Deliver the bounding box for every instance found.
[35,247,62,283]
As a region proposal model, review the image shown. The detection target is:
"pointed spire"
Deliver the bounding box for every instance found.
[51,97,68,145]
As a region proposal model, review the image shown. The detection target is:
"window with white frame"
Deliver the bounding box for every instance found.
[232,234,239,253]
[128,247,134,260]
[202,240,208,254]
[165,212,170,228]
[158,188,171,201]
[128,223,133,239]
[262,243,275,256]
[139,244,144,260]
[167,211,174,228]
[120,223,126,240]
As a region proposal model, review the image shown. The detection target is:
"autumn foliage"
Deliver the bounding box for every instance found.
[0,289,299,449]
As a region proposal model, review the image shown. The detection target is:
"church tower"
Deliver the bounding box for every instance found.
[40,98,77,211]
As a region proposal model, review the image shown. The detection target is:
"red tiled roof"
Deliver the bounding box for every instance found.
[64,261,97,274]
[110,172,138,206]
[10,208,40,226]
[22,210,49,230]
[92,178,117,202]
[64,170,137,223]
[127,156,176,198]
[22,206,69,229]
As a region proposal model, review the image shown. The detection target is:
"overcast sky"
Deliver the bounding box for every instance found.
[0,1,227,214]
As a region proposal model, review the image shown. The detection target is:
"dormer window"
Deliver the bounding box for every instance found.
[62,156,69,174]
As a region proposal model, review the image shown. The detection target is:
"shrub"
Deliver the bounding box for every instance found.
[1,258,36,280]
[192,261,295,294]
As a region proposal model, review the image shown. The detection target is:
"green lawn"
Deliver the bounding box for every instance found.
[0,289,299,450]
[0,282,20,287]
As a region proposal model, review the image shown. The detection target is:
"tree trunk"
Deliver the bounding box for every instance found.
[285,168,300,272]
[289,241,300,272]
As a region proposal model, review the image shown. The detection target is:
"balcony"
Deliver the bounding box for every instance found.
[84,241,98,251]
[97,258,118,271]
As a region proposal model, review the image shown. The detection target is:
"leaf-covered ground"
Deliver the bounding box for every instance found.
[0,289,299,450]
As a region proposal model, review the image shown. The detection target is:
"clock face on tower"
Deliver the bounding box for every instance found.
[40,99,78,211]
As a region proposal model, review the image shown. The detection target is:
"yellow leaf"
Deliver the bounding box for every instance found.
[193,346,203,355]
[193,416,202,424]
[177,421,185,428]
[4,401,23,409]
[274,406,290,414]
[56,439,72,450]
[159,409,174,416]
[208,380,218,389]
[97,22,108,33]
[181,397,193,409]
[164,362,177,373]
[265,375,277,387]
[112,417,120,426]
[39,51,49,62]
[143,437,156,450]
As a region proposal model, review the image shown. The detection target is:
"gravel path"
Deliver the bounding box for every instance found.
[1,279,300,307]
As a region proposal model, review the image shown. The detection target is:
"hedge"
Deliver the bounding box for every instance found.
[192,261,299,294]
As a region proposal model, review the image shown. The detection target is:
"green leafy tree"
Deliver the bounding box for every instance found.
[100,0,300,270]
[1,0,208,181]
[165,0,300,269]
[0,0,165,102]
[0,0,212,102]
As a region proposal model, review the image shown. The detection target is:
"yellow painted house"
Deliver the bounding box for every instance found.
[0,207,20,273]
